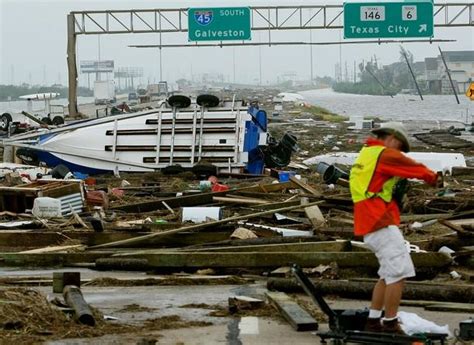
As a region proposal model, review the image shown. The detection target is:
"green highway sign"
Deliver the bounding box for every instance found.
[188,7,251,42]
[344,2,434,39]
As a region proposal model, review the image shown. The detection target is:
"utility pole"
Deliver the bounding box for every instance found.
[10,65,14,85]
[400,46,423,101]
[438,46,460,104]
[353,61,356,83]
[310,28,314,83]
[97,36,101,81]
[345,61,348,82]
[233,47,236,84]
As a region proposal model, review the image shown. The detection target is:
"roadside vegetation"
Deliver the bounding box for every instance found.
[299,104,347,123]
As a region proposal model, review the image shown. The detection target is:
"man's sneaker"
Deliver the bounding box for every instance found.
[364,317,383,332]
[382,318,407,335]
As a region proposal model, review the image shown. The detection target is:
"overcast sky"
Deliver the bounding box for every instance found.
[0,0,473,87]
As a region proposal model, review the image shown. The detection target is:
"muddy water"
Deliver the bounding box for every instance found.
[301,88,474,123]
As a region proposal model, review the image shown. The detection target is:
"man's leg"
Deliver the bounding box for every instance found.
[370,279,386,311]
[365,279,386,332]
[382,279,406,334]
[383,279,404,318]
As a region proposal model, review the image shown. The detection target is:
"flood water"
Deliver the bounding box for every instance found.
[301,88,474,123]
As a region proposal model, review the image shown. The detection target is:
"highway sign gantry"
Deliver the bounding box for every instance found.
[188,7,251,42]
[344,2,434,39]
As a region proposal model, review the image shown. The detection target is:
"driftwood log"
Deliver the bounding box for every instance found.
[267,278,473,303]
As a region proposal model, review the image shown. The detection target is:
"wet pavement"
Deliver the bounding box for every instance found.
[2,269,466,344]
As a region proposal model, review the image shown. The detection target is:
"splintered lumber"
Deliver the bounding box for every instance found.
[89,200,325,249]
[185,235,332,250]
[438,219,471,236]
[111,181,296,213]
[112,251,451,269]
[266,291,318,331]
[63,285,95,326]
[180,241,352,253]
[290,176,321,197]
[19,244,85,254]
[267,278,472,303]
[212,196,269,205]
[253,200,301,210]
[111,192,214,213]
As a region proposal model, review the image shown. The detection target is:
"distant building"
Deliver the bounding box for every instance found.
[424,50,474,94]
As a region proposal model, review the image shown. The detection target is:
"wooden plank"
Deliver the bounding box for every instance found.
[19,244,85,254]
[89,200,325,249]
[180,241,351,253]
[0,229,234,249]
[0,252,112,267]
[252,200,301,211]
[289,176,321,197]
[113,251,452,269]
[439,219,471,236]
[266,291,318,331]
[212,196,269,205]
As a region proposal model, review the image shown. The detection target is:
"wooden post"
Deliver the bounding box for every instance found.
[67,14,79,118]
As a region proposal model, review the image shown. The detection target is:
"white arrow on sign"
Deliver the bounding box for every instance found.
[418,24,427,33]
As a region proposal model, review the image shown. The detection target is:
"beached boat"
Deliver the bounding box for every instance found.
[3,96,297,175]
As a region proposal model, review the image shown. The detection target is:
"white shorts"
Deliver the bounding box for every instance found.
[364,225,415,285]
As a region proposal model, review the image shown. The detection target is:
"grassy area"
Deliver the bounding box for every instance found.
[297,104,348,123]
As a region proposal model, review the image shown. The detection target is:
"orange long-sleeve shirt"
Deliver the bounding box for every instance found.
[353,138,438,236]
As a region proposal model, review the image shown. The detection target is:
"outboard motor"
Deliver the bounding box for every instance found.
[262,132,298,168]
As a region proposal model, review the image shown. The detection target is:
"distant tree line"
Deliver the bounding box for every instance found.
[0,84,93,101]
[333,48,425,96]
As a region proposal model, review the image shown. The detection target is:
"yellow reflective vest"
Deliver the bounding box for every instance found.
[350,145,398,203]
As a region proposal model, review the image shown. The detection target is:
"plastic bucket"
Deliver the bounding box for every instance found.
[278,171,296,182]
[322,165,349,185]
[315,162,331,175]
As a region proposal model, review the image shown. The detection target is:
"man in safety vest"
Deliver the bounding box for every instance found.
[349,122,438,334]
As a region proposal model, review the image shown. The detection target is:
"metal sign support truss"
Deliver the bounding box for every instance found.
[67,3,474,116]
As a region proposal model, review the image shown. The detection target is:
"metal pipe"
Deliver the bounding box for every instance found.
[129,39,456,49]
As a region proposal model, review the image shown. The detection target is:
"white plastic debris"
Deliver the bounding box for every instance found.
[398,311,451,337]
[31,197,62,219]
[182,207,222,223]
[409,222,423,230]
[449,271,461,279]
[438,246,455,256]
